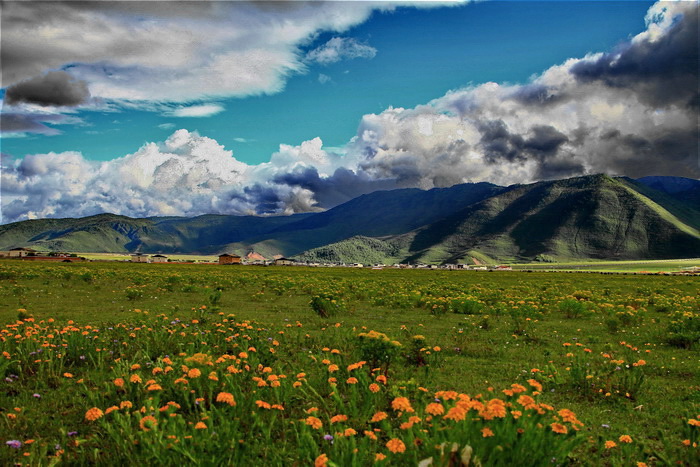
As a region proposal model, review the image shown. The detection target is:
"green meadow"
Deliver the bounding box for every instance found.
[0,260,697,465]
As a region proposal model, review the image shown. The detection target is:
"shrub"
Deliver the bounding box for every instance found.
[356,330,402,370]
[125,287,144,301]
[310,294,345,318]
[559,298,586,319]
[451,298,483,315]
[666,311,700,349]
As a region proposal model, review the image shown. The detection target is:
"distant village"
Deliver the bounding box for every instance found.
[0,246,503,270]
[1,247,698,274]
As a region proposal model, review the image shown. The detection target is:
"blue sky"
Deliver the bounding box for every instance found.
[1,0,697,222]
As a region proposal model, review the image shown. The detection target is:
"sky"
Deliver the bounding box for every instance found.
[1,0,698,223]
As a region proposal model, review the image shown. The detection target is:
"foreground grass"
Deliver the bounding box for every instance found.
[0,261,698,465]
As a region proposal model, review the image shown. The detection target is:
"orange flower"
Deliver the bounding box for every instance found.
[370,412,388,423]
[347,361,366,371]
[255,400,271,410]
[328,364,339,373]
[375,453,387,461]
[315,454,329,467]
[346,377,358,384]
[425,403,444,416]
[517,395,537,410]
[187,368,201,378]
[391,397,414,413]
[604,440,617,449]
[85,407,104,421]
[343,428,357,437]
[120,401,133,409]
[63,373,73,378]
[550,423,568,434]
[140,415,158,431]
[527,379,543,392]
[369,383,380,393]
[619,435,632,443]
[216,392,236,406]
[113,378,125,388]
[485,399,507,418]
[386,438,406,453]
[330,414,348,424]
[194,422,207,429]
[481,427,494,437]
[364,430,378,440]
[130,374,142,384]
[443,406,467,422]
[147,384,162,391]
[305,416,323,429]
[105,406,119,415]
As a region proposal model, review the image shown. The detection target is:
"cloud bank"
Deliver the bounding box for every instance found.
[1,1,698,223]
[0,1,436,104]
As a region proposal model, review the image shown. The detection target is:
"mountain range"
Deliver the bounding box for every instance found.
[1,174,699,264]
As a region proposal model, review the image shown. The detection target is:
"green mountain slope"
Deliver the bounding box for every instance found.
[293,175,700,264]
[295,236,412,264]
[224,182,503,256]
[0,213,312,254]
[403,175,700,263]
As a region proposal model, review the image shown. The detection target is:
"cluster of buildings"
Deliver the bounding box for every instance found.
[0,247,84,262]
[0,247,513,269]
[130,253,297,266]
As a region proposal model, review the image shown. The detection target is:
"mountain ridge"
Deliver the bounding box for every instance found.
[1,175,698,263]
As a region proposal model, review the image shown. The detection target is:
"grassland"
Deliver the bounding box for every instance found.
[508,258,700,273]
[0,260,697,465]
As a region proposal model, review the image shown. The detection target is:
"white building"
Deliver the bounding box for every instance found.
[131,253,150,263]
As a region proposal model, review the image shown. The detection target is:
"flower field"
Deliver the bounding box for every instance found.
[0,261,698,465]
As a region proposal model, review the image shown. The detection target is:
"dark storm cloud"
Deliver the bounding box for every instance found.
[273,167,398,208]
[509,84,567,107]
[570,7,699,108]
[241,185,284,214]
[478,122,566,161]
[599,128,700,178]
[5,71,91,107]
[523,125,569,158]
[477,120,525,163]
